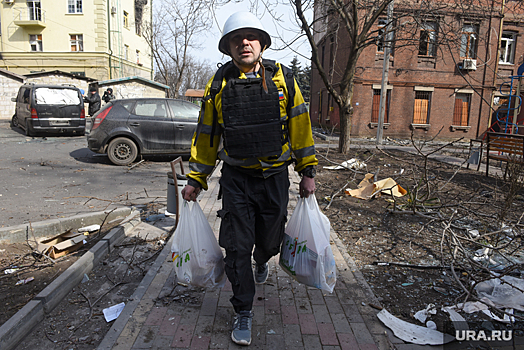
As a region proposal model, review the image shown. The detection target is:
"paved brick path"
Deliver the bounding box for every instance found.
[97,163,415,350]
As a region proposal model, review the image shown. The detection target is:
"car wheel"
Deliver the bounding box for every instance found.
[107,137,138,166]
[10,115,18,128]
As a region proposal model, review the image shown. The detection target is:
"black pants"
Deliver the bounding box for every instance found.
[217,163,289,312]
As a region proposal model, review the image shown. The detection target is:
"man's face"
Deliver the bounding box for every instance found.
[228,29,262,72]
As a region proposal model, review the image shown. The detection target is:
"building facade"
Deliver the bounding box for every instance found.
[310,1,524,141]
[0,0,152,81]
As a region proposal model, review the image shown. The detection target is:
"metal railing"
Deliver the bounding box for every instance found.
[15,7,46,22]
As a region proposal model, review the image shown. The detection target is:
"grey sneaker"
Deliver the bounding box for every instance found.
[231,310,253,346]
[254,262,268,284]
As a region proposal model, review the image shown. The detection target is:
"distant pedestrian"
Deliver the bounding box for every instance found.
[84,86,101,116]
[102,88,115,103]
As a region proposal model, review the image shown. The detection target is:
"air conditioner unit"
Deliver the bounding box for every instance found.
[4,0,14,5]
[111,6,117,15]
[462,59,477,71]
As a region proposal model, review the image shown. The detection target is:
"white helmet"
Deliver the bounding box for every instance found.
[218,12,271,55]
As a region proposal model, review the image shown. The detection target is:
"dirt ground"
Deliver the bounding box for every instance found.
[313,136,524,337]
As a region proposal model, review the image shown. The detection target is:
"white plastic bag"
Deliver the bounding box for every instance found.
[171,201,226,288]
[279,195,336,293]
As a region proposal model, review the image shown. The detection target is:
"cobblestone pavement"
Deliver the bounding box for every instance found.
[97,163,428,350]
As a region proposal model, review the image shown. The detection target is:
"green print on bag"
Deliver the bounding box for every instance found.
[286,237,307,257]
[173,248,191,267]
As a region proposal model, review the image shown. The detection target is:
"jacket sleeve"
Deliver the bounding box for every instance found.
[287,77,318,173]
[186,77,222,190]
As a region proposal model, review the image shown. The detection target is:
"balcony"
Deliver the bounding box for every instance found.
[14,8,46,28]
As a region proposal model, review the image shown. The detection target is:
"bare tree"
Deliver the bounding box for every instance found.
[142,0,217,97]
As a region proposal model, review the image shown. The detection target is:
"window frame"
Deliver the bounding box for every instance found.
[418,22,437,57]
[124,44,129,61]
[413,90,432,125]
[70,34,84,52]
[453,92,472,127]
[371,88,391,123]
[460,23,479,59]
[499,31,516,65]
[376,18,388,53]
[123,11,129,29]
[136,50,140,65]
[29,34,42,52]
[67,0,82,14]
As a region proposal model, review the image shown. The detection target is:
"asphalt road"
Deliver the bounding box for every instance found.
[0,121,189,227]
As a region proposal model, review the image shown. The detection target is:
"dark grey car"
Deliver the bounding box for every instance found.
[11,84,85,136]
[87,98,200,166]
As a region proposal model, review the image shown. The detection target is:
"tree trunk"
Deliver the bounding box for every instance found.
[338,73,356,154]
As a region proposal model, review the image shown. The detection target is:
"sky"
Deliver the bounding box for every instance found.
[191,1,313,69]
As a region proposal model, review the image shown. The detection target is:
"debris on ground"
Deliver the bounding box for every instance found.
[37,230,87,259]
[345,173,407,199]
[323,158,366,170]
[102,302,125,322]
[377,309,454,345]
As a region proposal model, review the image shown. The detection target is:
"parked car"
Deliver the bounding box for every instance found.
[87,98,200,166]
[11,84,85,136]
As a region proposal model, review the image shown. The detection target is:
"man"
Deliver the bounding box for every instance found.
[83,86,101,116]
[182,12,317,346]
[102,87,115,103]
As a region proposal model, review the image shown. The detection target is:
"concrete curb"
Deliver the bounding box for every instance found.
[0,207,133,244]
[97,224,175,350]
[0,210,141,350]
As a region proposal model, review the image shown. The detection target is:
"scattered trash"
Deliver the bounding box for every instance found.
[345,173,407,200]
[433,286,448,295]
[16,277,34,285]
[78,224,100,233]
[449,301,489,314]
[442,306,468,330]
[103,302,126,322]
[145,213,165,222]
[267,329,276,334]
[377,309,454,345]
[4,268,19,274]
[401,282,413,287]
[323,158,366,170]
[468,229,480,238]
[475,276,524,311]
[81,273,89,283]
[413,304,436,323]
[426,321,437,330]
[37,230,86,259]
[481,308,515,323]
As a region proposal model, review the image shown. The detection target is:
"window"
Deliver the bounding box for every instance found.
[135,100,168,118]
[371,89,390,123]
[413,91,431,124]
[377,18,387,53]
[460,24,478,59]
[68,0,82,14]
[500,31,516,64]
[29,34,42,51]
[167,100,200,121]
[27,1,42,21]
[70,34,83,52]
[136,50,140,65]
[453,93,471,126]
[419,22,437,57]
[124,45,129,60]
[123,11,129,28]
[70,71,85,77]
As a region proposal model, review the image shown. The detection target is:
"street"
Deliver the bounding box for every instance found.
[0,121,189,227]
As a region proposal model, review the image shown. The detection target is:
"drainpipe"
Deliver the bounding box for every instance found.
[107,0,113,79]
[150,0,153,80]
[487,0,506,128]
[476,0,494,138]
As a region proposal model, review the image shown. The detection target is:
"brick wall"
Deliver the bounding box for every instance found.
[0,75,24,121]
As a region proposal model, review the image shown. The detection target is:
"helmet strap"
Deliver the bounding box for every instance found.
[258,45,268,93]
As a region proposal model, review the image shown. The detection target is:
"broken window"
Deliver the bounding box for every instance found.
[418,22,437,57]
[460,23,478,59]
[70,34,83,52]
[500,31,516,64]
[29,34,42,51]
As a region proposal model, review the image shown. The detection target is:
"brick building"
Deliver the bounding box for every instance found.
[310,1,524,141]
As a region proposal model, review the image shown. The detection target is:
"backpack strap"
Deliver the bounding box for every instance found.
[193,61,233,147]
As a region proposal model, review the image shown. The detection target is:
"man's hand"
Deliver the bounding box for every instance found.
[299,176,315,198]
[182,184,201,202]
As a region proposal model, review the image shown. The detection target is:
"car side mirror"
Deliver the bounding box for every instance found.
[11,98,16,102]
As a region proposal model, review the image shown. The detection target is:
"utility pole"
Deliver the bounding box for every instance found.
[376,0,394,145]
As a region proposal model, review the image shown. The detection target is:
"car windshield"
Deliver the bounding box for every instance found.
[35,88,80,105]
